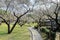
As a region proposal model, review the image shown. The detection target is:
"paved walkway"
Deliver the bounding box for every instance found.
[28,27,43,40]
[55,32,60,40]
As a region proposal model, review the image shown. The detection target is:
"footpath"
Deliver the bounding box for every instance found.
[28,27,43,40]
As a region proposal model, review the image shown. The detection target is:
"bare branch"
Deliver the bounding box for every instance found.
[54,3,58,14]
[13,12,18,18]
[19,9,30,18]
[5,0,13,13]
[0,16,8,25]
[46,14,55,20]
[10,9,30,33]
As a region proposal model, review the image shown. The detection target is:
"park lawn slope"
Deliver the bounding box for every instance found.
[0,23,30,40]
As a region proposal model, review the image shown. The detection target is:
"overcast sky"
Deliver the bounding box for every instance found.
[0,0,60,13]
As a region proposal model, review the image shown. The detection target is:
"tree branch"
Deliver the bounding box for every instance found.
[13,12,18,18]
[5,0,13,13]
[54,3,58,14]
[19,9,30,18]
[10,9,30,33]
[0,16,9,25]
[46,14,55,21]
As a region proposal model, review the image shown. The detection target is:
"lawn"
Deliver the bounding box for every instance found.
[0,23,30,40]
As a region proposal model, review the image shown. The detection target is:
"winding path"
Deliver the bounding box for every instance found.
[28,27,43,40]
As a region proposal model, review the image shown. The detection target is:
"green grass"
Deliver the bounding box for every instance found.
[41,32,47,40]
[40,26,51,40]
[0,23,30,40]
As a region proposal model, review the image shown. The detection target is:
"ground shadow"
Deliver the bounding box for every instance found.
[0,32,7,35]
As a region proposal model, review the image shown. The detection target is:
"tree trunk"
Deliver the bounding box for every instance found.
[9,18,19,33]
[7,24,10,34]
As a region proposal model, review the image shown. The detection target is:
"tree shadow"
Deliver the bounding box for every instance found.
[0,32,7,35]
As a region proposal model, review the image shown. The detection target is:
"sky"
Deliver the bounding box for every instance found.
[52,0,60,2]
[30,0,35,5]
[0,0,60,13]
